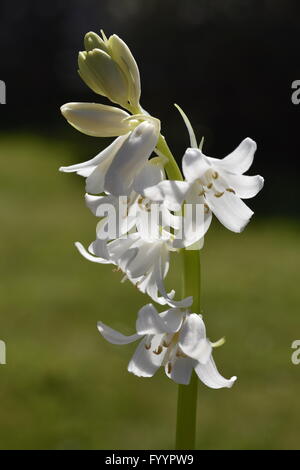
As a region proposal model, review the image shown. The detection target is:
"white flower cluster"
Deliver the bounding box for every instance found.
[60,31,263,387]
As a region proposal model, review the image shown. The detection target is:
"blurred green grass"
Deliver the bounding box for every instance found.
[0,134,299,449]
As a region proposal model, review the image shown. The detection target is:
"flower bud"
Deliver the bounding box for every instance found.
[78,31,141,110]
[108,34,141,109]
[78,49,129,108]
[84,31,108,53]
[60,102,132,137]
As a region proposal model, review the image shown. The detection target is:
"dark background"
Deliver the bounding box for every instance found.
[1,0,299,215]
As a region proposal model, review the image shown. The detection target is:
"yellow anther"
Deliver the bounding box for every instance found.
[153,345,163,355]
[214,191,224,198]
[207,183,213,189]
[226,188,236,194]
[212,171,219,179]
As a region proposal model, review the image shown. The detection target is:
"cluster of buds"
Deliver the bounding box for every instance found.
[78,30,141,111]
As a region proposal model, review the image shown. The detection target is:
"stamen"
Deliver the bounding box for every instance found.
[204,203,210,213]
[226,188,236,194]
[167,362,172,374]
[212,171,219,179]
[144,336,152,350]
[175,347,188,358]
[153,345,163,355]
[207,183,213,189]
[198,190,205,196]
[214,191,224,198]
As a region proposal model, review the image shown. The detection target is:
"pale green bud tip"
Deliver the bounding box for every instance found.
[84,31,108,52]
[78,51,87,63]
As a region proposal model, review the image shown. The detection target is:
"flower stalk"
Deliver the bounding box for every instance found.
[176,249,201,450]
[59,28,262,451]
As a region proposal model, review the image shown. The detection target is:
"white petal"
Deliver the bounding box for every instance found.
[223,173,264,199]
[133,162,164,194]
[107,234,140,264]
[128,336,165,377]
[195,356,237,389]
[182,148,212,183]
[60,102,131,137]
[75,242,111,264]
[88,239,110,259]
[206,191,254,233]
[85,194,105,215]
[125,240,162,278]
[209,138,257,175]
[143,180,190,211]
[105,121,159,196]
[136,304,170,335]
[152,261,193,308]
[166,357,196,385]
[159,308,184,333]
[59,134,128,178]
[173,194,212,249]
[134,269,173,306]
[179,314,212,363]
[97,321,140,345]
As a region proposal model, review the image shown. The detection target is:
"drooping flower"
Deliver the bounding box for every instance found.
[84,160,180,241]
[75,232,192,308]
[97,304,237,388]
[143,108,264,234]
[59,119,160,196]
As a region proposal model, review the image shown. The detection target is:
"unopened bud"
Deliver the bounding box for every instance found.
[78,49,129,108]
[60,102,132,137]
[78,30,141,111]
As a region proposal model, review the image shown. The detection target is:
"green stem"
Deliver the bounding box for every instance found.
[130,103,199,449]
[128,104,182,181]
[156,135,183,181]
[176,249,201,450]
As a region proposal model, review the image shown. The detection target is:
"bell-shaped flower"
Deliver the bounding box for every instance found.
[143,108,264,234]
[85,161,180,241]
[97,304,237,388]
[59,119,160,196]
[75,232,192,308]
[79,30,141,110]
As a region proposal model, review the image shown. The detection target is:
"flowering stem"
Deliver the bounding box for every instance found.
[129,104,182,182]
[156,135,183,181]
[175,249,201,450]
